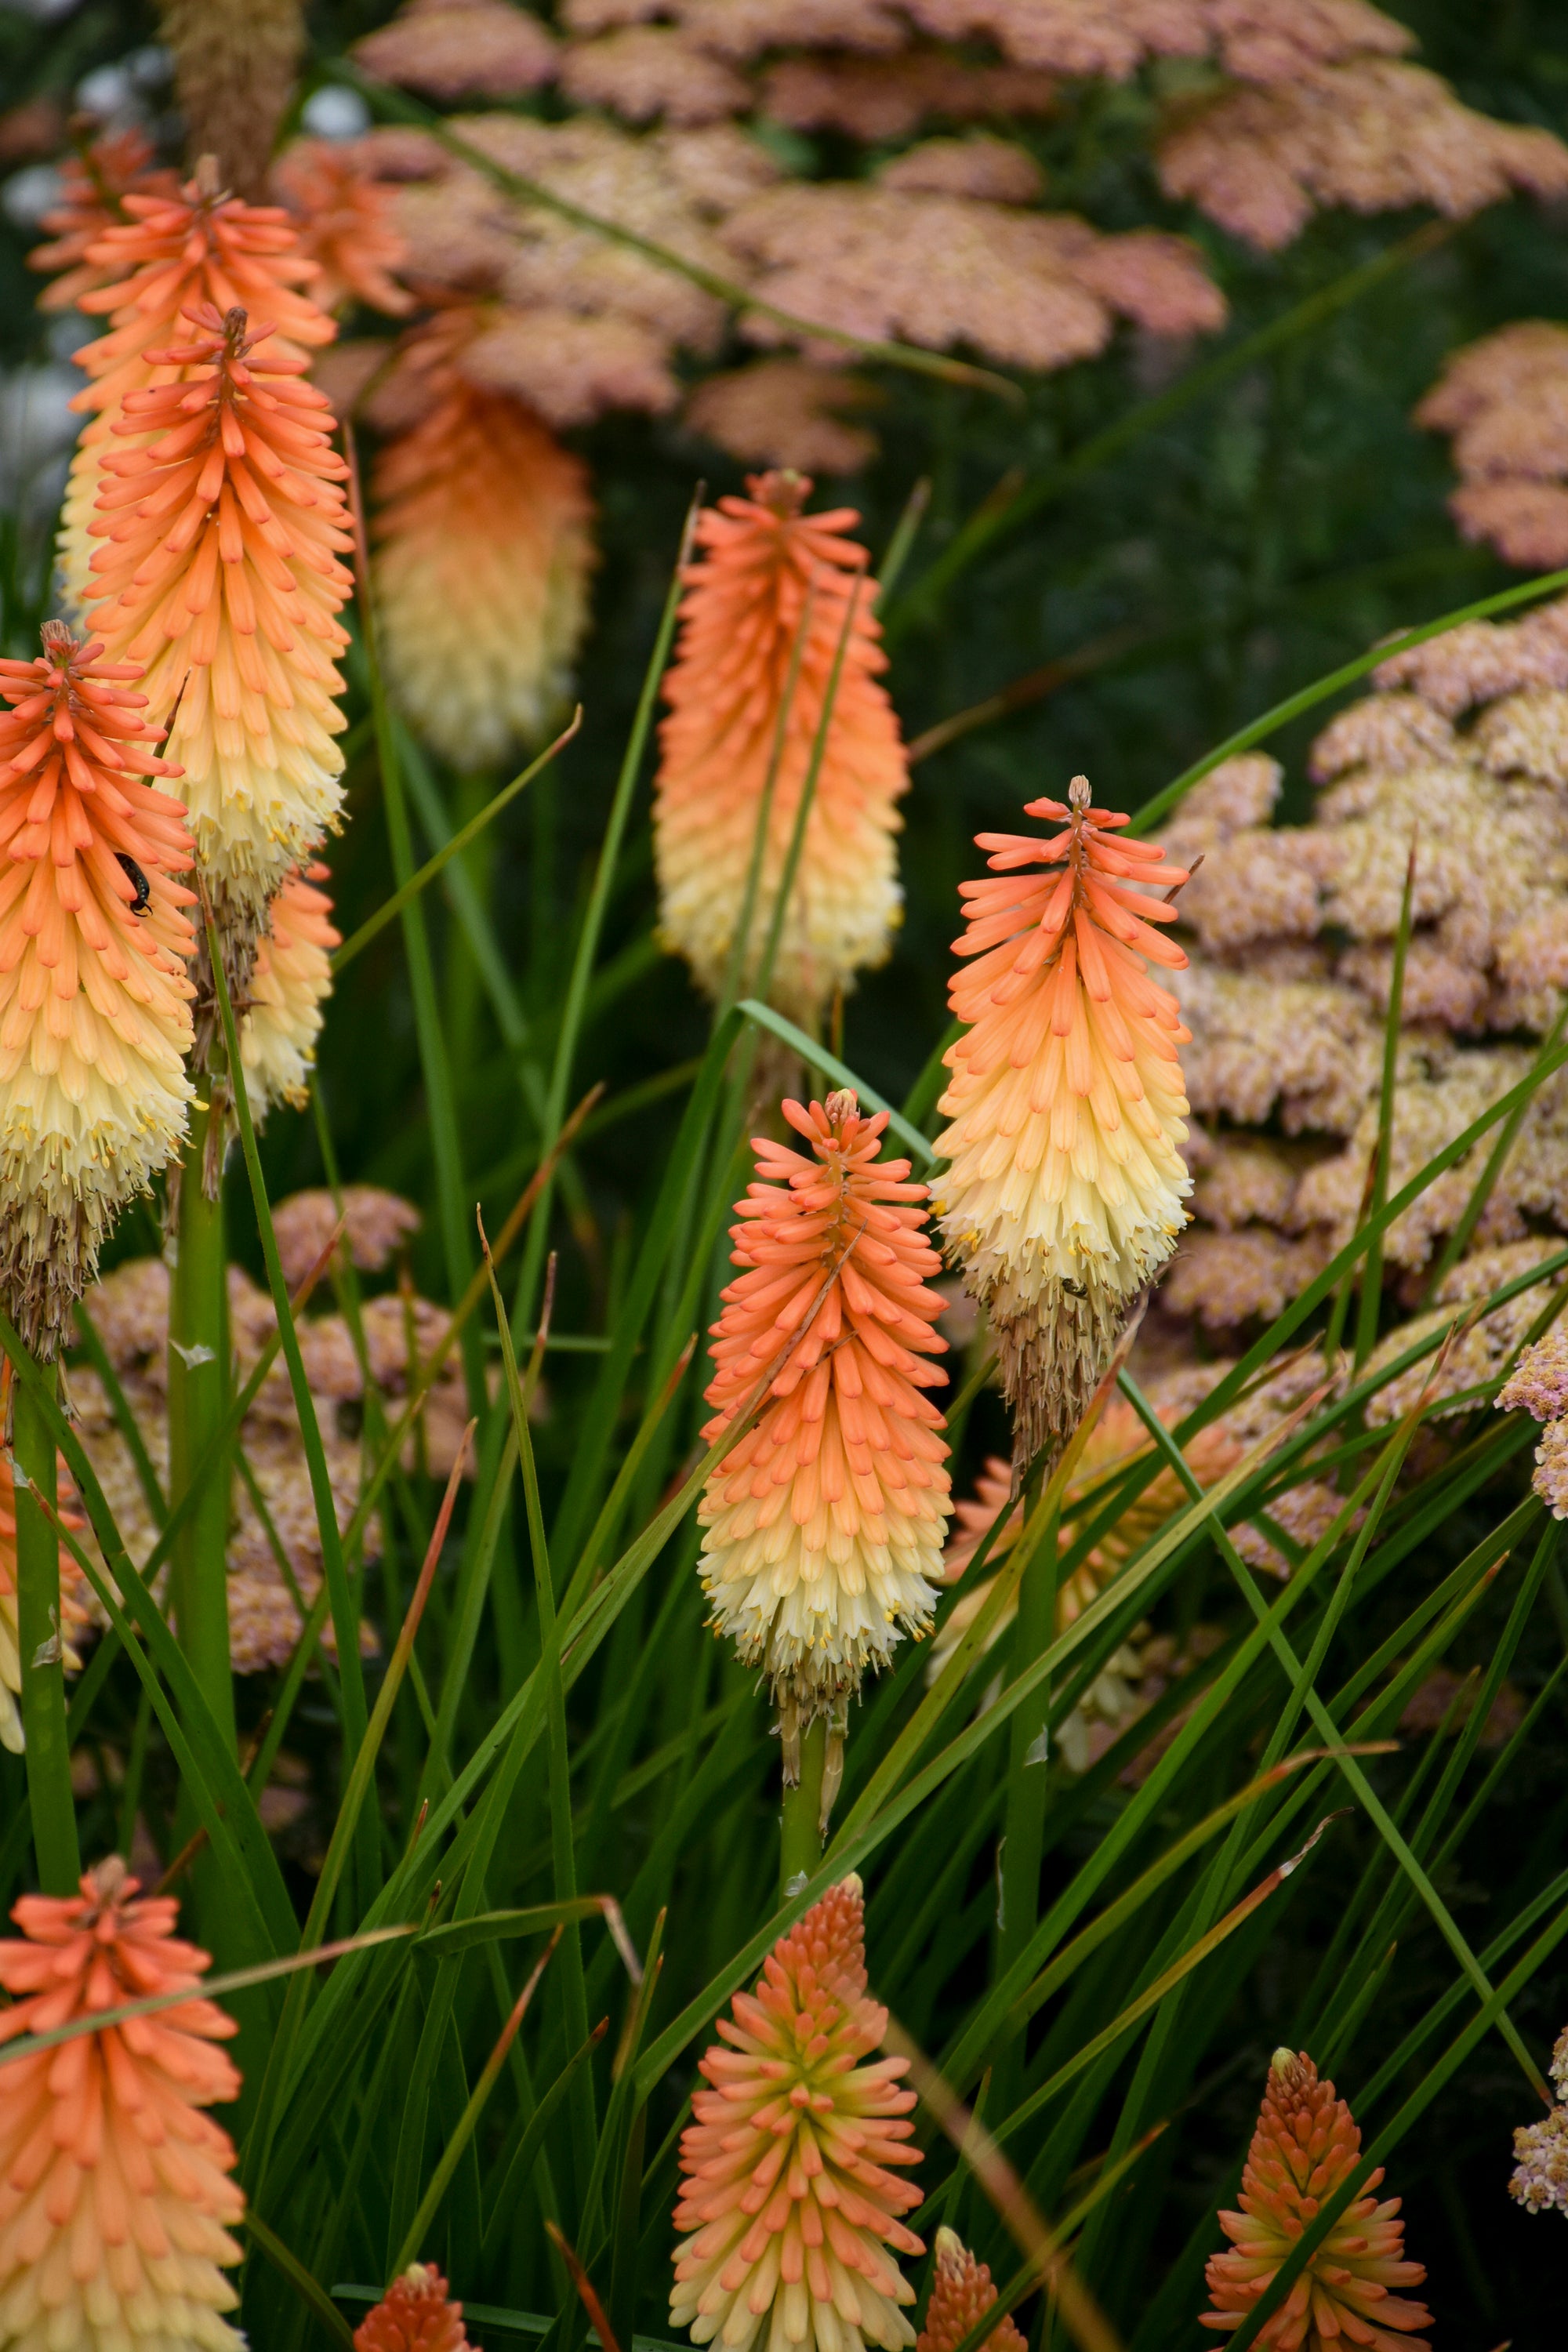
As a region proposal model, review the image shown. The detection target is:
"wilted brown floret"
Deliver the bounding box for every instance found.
[879,136,1045,204]
[762,49,1058,140]
[685,358,881,473]
[1160,59,1568,252]
[354,0,559,101]
[724,185,1224,370]
[561,27,751,122]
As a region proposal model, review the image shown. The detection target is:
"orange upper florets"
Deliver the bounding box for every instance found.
[272,139,414,317]
[353,2263,474,2352]
[27,129,179,312]
[1203,2049,1430,2350]
[917,2229,1027,2352]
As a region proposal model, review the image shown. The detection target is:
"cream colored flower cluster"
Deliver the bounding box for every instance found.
[1417,321,1568,572]
[1162,603,1568,1333]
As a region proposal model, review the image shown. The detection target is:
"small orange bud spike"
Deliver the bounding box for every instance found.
[671,1875,924,2352]
[354,2263,475,2352]
[917,2230,1026,2352]
[1202,2049,1431,2351]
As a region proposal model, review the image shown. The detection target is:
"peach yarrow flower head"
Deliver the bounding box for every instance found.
[654,470,908,1027]
[0,1854,245,2352]
[698,1092,950,1802]
[670,1873,924,2352]
[916,2229,1025,2352]
[935,775,1192,1467]
[0,622,196,1356]
[84,301,354,1023]
[354,2261,476,2350]
[370,306,595,771]
[57,161,336,612]
[1202,2047,1430,2350]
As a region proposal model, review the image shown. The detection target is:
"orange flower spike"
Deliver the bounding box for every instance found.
[699,1091,951,1788]
[935,774,1193,1463]
[916,2230,1025,2352]
[1202,2049,1431,2352]
[241,859,340,1116]
[26,129,179,314]
[371,310,594,769]
[0,1855,245,2352]
[57,164,335,610]
[354,2263,475,2352]
[670,1875,924,2352]
[654,470,908,1025]
[271,139,414,317]
[85,303,354,960]
[0,622,196,1356]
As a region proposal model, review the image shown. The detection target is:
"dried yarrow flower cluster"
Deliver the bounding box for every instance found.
[1163,598,1568,1337]
[1496,1317,1568,1520]
[1509,2021,1568,2217]
[71,1185,470,1673]
[1417,321,1568,572]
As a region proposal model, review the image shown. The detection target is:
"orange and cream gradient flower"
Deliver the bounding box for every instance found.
[354,2263,474,2352]
[699,1092,950,1784]
[271,140,413,318]
[240,859,339,1117]
[935,775,1192,1465]
[655,470,908,1025]
[372,307,594,771]
[0,1854,245,2352]
[0,622,196,1354]
[26,130,178,317]
[1203,2049,1430,2351]
[58,164,335,612]
[916,2230,1025,2352]
[670,1874,924,2352]
[84,302,354,973]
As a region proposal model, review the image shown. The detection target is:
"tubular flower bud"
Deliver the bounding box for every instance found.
[0,1855,245,2352]
[935,775,1192,1465]
[371,310,594,771]
[0,623,196,1356]
[240,860,339,1117]
[699,1092,950,1773]
[84,302,354,1010]
[655,470,908,1025]
[1203,2049,1430,2350]
[57,165,335,615]
[916,2230,1025,2352]
[354,2263,474,2352]
[671,1875,924,2352]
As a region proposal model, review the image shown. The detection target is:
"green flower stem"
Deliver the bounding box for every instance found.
[780,1716,827,1896]
[14,1361,79,1893]
[167,1090,236,1756]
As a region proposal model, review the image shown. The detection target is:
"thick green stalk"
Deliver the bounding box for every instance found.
[14,1364,79,1893]
[167,1095,236,1754]
[780,1718,827,1895]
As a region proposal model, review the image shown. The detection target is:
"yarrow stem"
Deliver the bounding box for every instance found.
[12,1365,78,1893]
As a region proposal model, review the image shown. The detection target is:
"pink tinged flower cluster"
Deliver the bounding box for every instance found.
[671,1875,923,2352]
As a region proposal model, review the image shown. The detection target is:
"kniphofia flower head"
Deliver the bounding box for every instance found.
[370,309,594,771]
[58,162,336,610]
[84,301,354,1018]
[1203,2049,1430,2350]
[0,1854,245,2352]
[354,2263,474,2351]
[916,2230,1025,2352]
[654,470,909,1025]
[271,140,414,317]
[240,859,340,1118]
[935,775,1192,1465]
[671,1874,924,2352]
[26,130,179,314]
[699,1091,950,1796]
[0,622,196,1354]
